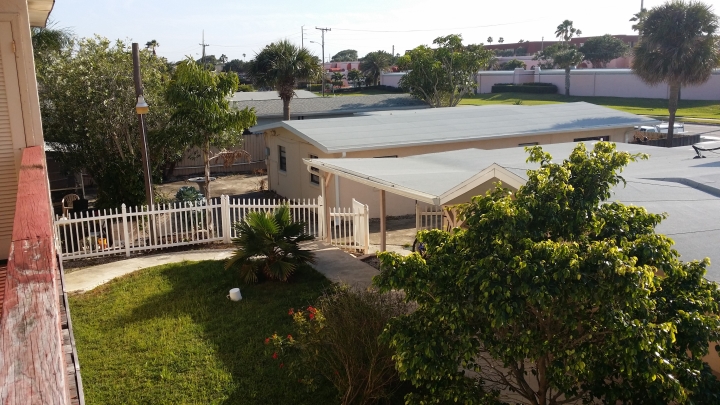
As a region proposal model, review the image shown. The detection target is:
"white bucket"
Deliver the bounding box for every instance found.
[227,288,242,301]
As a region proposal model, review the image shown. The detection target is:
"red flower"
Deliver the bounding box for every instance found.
[307,306,317,314]
[287,334,293,340]
[272,352,278,360]
[309,313,315,320]
[264,338,270,345]
[279,363,284,368]
[288,308,294,315]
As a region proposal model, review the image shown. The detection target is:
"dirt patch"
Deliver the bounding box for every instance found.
[155,174,272,200]
[360,255,380,270]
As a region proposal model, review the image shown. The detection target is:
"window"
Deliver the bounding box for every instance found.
[518,142,538,147]
[309,154,320,185]
[573,136,610,142]
[278,145,287,172]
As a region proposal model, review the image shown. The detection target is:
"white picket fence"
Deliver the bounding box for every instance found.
[54,195,369,261]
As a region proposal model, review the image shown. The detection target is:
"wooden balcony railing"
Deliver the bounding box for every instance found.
[0,146,82,404]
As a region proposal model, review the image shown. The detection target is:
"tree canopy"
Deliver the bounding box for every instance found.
[38,36,185,208]
[331,49,358,62]
[632,0,720,146]
[397,34,493,107]
[247,40,320,120]
[166,59,256,198]
[359,50,394,86]
[376,142,720,405]
[501,58,526,70]
[581,34,629,67]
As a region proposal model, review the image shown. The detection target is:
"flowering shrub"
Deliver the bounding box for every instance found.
[266,287,408,405]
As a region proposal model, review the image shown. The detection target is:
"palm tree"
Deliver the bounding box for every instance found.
[487,36,493,44]
[633,1,720,147]
[31,20,72,58]
[555,20,582,44]
[247,40,321,120]
[359,50,393,86]
[225,205,315,283]
[554,47,585,95]
[554,19,583,95]
[145,39,159,55]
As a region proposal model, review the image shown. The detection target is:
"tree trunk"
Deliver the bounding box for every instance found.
[282,97,291,121]
[564,68,571,96]
[203,134,211,198]
[667,82,680,148]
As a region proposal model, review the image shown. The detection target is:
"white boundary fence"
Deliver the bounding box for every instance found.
[54,195,369,261]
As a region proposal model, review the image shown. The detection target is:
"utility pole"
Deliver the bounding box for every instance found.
[392,45,394,57]
[131,43,153,207]
[199,30,210,68]
[301,25,308,48]
[316,27,331,97]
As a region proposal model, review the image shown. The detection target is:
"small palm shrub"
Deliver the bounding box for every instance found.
[225,205,315,283]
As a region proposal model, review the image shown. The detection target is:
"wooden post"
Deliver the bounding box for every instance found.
[379,189,386,252]
[323,173,333,243]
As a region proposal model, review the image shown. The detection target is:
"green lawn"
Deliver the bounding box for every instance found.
[460,93,720,121]
[69,261,337,405]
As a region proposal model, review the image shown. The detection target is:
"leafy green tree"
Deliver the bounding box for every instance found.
[225,205,315,283]
[331,49,358,62]
[31,20,72,62]
[486,37,493,44]
[581,34,630,67]
[398,34,493,107]
[247,40,321,120]
[500,58,526,70]
[632,0,720,147]
[39,36,184,208]
[145,39,159,55]
[347,68,363,87]
[223,59,248,73]
[359,50,393,86]
[376,142,720,405]
[166,59,257,198]
[219,53,228,64]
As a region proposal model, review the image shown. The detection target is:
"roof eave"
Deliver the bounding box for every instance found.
[303,159,440,205]
[27,0,55,27]
[438,164,526,204]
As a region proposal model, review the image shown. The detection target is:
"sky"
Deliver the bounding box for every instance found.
[51,0,680,63]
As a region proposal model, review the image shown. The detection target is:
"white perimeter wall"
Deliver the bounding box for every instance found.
[476,69,720,100]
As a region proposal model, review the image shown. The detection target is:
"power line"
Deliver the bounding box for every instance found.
[329,18,547,33]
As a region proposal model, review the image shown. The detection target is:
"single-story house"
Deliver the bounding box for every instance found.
[255,102,658,217]
[234,93,429,129]
[304,141,720,377]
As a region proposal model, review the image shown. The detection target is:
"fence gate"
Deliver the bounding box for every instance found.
[327,198,369,254]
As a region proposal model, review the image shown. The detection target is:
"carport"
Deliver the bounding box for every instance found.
[304,149,526,251]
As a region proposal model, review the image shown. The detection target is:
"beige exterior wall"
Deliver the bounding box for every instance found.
[265,126,629,218]
[0,2,47,260]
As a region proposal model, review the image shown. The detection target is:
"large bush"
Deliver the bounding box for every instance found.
[268,286,410,405]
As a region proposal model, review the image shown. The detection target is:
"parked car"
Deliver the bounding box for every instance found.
[634,122,686,134]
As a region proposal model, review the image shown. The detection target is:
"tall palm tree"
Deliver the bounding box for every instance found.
[145,39,159,55]
[247,40,320,120]
[633,0,720,147]
[554,20,583,96]
[359,50,393,86]
[555,20,582,45]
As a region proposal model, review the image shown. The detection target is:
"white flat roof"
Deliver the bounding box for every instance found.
[258,102,658,154]
[306,142,720,282]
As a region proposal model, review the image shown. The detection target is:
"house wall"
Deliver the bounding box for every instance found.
[380,72,405,88]
[475,68,720,100]
[0,2,47,260]
[265,126,630,218]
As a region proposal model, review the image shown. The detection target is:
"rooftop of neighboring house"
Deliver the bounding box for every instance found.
[307,142,720,282]
[230,90,318,102]
[485,34,640,54]
[255,102,658,154]
[236,93,429,121]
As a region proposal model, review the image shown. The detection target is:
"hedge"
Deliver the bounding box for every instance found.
[491,83,558,94]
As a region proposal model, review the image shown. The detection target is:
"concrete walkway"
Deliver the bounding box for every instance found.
[64,241,379,293]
